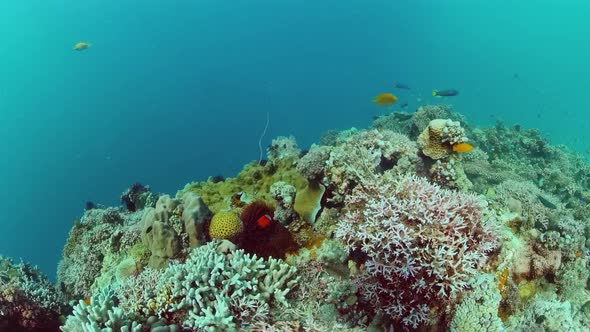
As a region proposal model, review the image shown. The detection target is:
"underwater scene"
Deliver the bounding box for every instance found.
[2,0,590,331]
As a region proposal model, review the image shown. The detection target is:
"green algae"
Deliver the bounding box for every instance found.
[178,159,307,213]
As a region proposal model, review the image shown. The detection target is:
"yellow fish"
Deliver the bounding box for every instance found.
[73,42,91,51]
[373,93,397,106]
[452,142,474,153]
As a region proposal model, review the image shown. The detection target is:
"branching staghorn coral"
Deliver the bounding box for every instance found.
[60,286,178,332]
[335,173,498,328]
[150,240,299,331]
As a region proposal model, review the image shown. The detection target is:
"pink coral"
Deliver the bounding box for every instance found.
[335,174,497,328]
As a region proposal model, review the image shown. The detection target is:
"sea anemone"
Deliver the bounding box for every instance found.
[238,201,298,258]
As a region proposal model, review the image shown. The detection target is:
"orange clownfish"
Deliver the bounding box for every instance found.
[452,142,474,153]
[373,93,397,106]
[257,214,272,229]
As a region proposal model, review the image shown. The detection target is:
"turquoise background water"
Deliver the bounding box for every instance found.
[1,0,589,278]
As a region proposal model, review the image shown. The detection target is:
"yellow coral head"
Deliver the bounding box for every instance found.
[209,211,243,241]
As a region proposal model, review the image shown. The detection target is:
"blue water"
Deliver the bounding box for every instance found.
[1,0,589,279]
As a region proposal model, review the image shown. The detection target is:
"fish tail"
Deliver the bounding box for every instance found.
[432,90,437,96]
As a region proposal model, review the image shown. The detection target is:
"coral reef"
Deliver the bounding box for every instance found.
[7,103,590,331]
[179,159,307,214]
[60,286,178,332]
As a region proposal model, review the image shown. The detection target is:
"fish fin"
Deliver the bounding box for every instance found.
[432,90,437,96]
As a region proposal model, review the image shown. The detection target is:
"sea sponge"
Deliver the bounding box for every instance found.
[181,192,212,247]
[141,206,181,269]
[209,211,243,241]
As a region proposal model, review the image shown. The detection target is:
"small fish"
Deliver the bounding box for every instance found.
[400,102,409,108]
[432,89,459,97]
[537,195,557,209]
[257,214,272,228]
[486,187,496,197]
[394,83,410,90]
[452,142,473,153]
[73,42,91,51]
[373,93,398,106]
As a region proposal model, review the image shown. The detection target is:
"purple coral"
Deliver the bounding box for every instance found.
[335,174,497,328]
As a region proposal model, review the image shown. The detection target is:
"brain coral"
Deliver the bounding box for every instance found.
[209,211,243,241]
